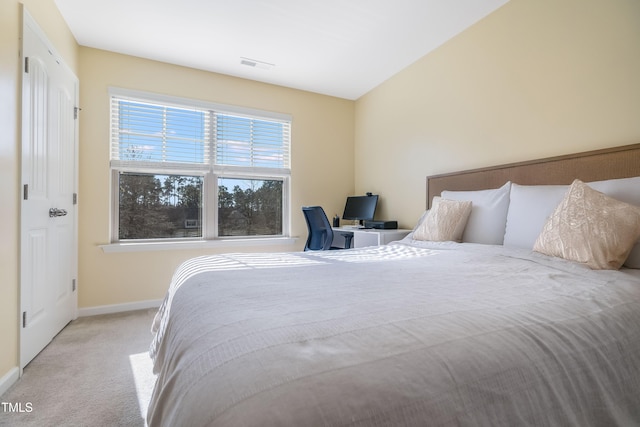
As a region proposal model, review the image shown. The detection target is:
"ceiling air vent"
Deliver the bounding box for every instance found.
[240,57,274,70]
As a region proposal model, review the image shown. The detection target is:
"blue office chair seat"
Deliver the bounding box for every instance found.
[302,206,352,251]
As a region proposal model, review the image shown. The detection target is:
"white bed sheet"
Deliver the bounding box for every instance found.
[148,241,640,426]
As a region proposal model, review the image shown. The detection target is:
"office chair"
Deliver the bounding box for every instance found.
[302,206,353,251]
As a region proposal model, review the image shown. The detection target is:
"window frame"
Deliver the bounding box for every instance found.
[107,88,292,246]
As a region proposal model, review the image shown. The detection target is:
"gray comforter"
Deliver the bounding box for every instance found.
[148,241,640,426]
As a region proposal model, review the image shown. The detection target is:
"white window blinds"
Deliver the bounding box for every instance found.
[110,96,211,170]
[215,114,290,170]
[110,90,291,173]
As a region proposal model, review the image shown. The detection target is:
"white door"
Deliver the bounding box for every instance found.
[20,10,78,369]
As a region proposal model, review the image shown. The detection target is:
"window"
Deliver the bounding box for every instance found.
[109,89,291,243]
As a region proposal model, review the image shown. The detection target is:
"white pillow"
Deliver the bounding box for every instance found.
[413,197,472,242]
[503,184,568,249]
[441,181,511,245]
[588,176,640,268]
[587,176,640,204]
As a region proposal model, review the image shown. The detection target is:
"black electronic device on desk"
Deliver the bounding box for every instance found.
[342,193,378,228]
[363,220,398,229]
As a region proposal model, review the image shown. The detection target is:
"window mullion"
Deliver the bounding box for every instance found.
[211,111,218,167]
[207,111,217,239]
[250,120,254,167]
[162,107,167,163]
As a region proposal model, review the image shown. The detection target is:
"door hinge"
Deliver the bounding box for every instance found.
[73,193,77,205]
[23,184,28,200]
[23,311,27,328]
[24,57,29,73]
[74,107,81,119]
[72,279,76,292]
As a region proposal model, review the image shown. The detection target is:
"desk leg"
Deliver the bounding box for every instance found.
[331,232,353,249]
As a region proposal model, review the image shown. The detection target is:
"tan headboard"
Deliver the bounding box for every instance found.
[427,143,640,208]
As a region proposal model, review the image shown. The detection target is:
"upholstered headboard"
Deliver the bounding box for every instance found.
[427,143,640,208]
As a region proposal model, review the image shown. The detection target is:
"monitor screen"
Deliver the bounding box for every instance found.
[342,194,378,221]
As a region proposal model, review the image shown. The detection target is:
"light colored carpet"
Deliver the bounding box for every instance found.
[0,309,158,427]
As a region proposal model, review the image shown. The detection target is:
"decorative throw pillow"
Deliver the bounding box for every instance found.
[413,197,472,242]
[533,179,640,270]
[405,209,429,240]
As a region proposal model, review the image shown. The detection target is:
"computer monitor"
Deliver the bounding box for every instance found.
[342,194,378,225]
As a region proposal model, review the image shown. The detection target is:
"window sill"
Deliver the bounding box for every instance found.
[100,237,299,253]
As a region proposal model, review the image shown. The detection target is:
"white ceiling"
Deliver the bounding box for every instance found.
[54,0,508,100]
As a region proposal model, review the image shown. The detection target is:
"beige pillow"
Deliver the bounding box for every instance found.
[533,179,640,270]
[413,197,472,242]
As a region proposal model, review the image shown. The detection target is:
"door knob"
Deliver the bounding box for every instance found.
[49,208,68,217]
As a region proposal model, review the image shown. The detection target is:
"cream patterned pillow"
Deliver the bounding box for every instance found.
[413,197,472,242]
[533,179,640,270]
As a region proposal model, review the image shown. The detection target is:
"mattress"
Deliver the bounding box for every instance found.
[148,241,640,426]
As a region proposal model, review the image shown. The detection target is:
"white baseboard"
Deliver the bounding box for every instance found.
[0,367,20,397]
[78,299,162,317]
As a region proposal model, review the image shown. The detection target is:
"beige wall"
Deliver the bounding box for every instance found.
[0,0,78,386]
[78,48,355,308]
[355,0,640,228]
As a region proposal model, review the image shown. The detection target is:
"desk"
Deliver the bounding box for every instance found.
[332,227,411,248]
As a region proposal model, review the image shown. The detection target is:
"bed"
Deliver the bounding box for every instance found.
[148,144,640,426]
